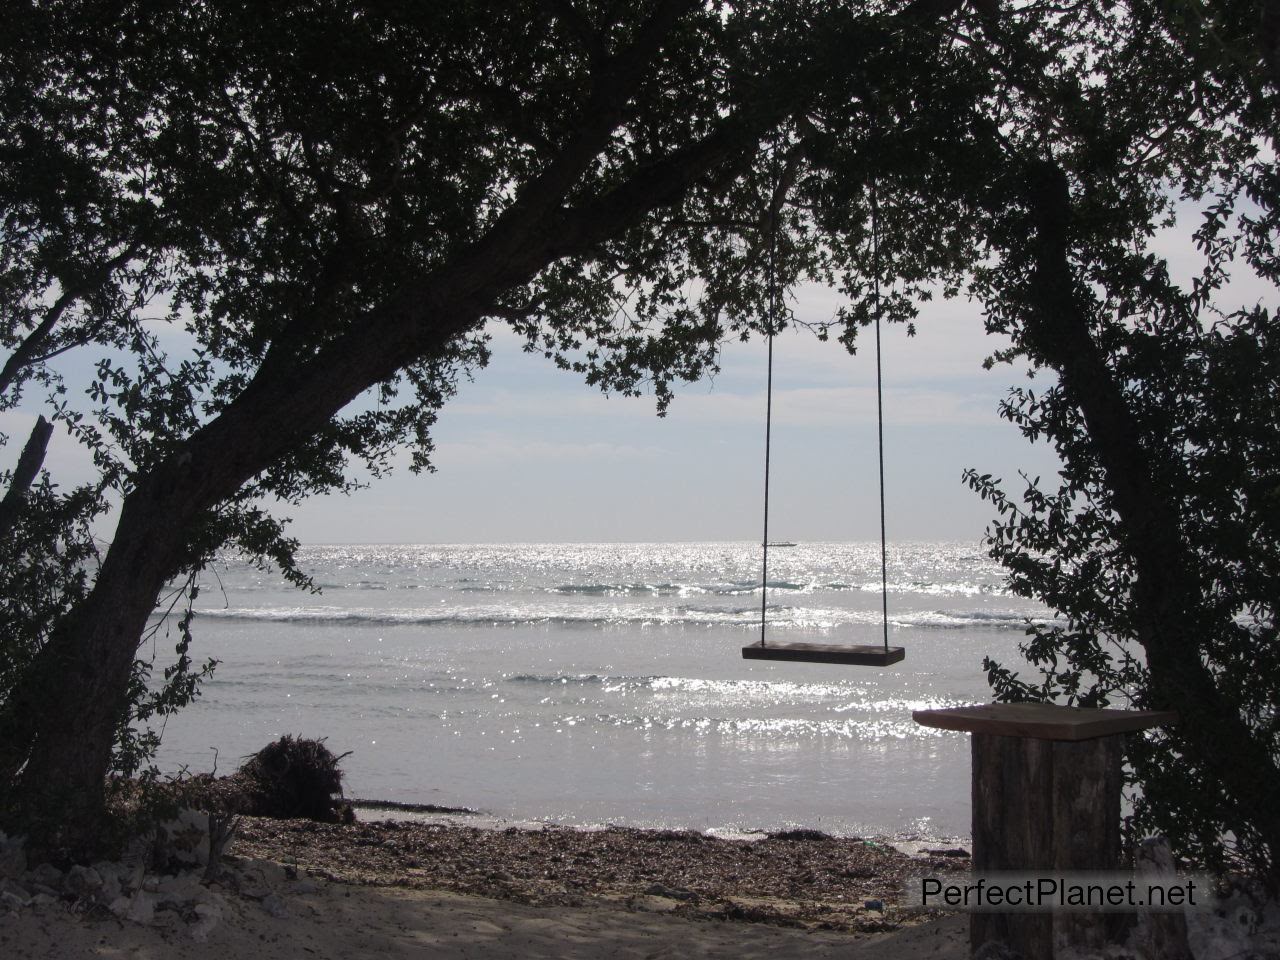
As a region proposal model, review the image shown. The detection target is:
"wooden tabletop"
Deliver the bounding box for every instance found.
[912,702,1178,741]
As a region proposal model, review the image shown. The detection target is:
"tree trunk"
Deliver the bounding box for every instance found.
[1016,160,1280,875]
[9,492,183,852]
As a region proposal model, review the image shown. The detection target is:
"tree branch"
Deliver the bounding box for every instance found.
[0,415,54,540]
[0,240,142,397]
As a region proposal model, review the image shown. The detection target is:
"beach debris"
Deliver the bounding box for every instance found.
[923,847,970,859]
[864,898,884,911]
[767,829,831,842]
[235,735,351,823]
[233,816,973,934]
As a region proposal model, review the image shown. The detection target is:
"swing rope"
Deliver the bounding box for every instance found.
[759,157,779,647]
[758,180,890,654]
[871,187,890,653]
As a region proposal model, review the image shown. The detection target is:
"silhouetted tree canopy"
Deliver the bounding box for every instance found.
[0,0,1276,884]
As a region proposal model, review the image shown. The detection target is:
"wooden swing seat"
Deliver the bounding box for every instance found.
[741,639,905,667]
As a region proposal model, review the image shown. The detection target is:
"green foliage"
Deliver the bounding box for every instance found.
[0,476,102,709]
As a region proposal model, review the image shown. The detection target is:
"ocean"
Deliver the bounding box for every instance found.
[153,541,1051,841]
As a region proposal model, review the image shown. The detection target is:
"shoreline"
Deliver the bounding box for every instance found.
[345,799,973,850]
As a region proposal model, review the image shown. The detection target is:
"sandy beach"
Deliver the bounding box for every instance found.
[1,816,969,959]
[5,883,968,960]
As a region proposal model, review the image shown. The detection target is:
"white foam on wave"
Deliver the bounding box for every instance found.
[190,602,1053,631]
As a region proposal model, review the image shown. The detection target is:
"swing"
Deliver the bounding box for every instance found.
[742,183,904,668]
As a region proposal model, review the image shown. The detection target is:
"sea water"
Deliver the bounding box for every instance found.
[152,541,1052,840]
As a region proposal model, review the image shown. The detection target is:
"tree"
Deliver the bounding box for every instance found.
[3,0,1275,884]
[0,0,985,855]
[966,0,1280,880]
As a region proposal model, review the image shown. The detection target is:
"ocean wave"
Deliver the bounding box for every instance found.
[191,603,1049,630]
[507,673,613,685]
[412,579,1010,599]
[895,610,1056,630]
[543,580,824,597]
[548,582,691,596]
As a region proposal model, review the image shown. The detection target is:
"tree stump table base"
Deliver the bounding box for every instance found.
[913,703,1177,959]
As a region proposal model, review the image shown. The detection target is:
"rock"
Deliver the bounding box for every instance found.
[0,833,26,880]
[65,864,103,899]
[190,900,222,942]
[155,872,203,905]
[261,892,289,918]
[91,861,123,902]
[241,858,287,887]
[29,862,63,890]
[196,888,228,911]
[30,893,57,908]
[2,889,31,909]
[109,895,131,918]
[238,858,288,900]
[0,877,32,907]
[142,875,160,893]
[292,878,320,894]
[121,832,156,876]
[126,890,157,924]
[150,907,184,933]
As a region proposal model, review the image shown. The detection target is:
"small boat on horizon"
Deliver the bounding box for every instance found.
[765,541,798,547]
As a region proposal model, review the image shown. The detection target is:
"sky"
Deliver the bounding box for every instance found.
[1,279,1061,546]
[276,288,1062,544]
[8,202,1260,547]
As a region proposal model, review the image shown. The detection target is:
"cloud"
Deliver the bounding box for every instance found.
[433,432,669,467]
[674,384,999,427]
